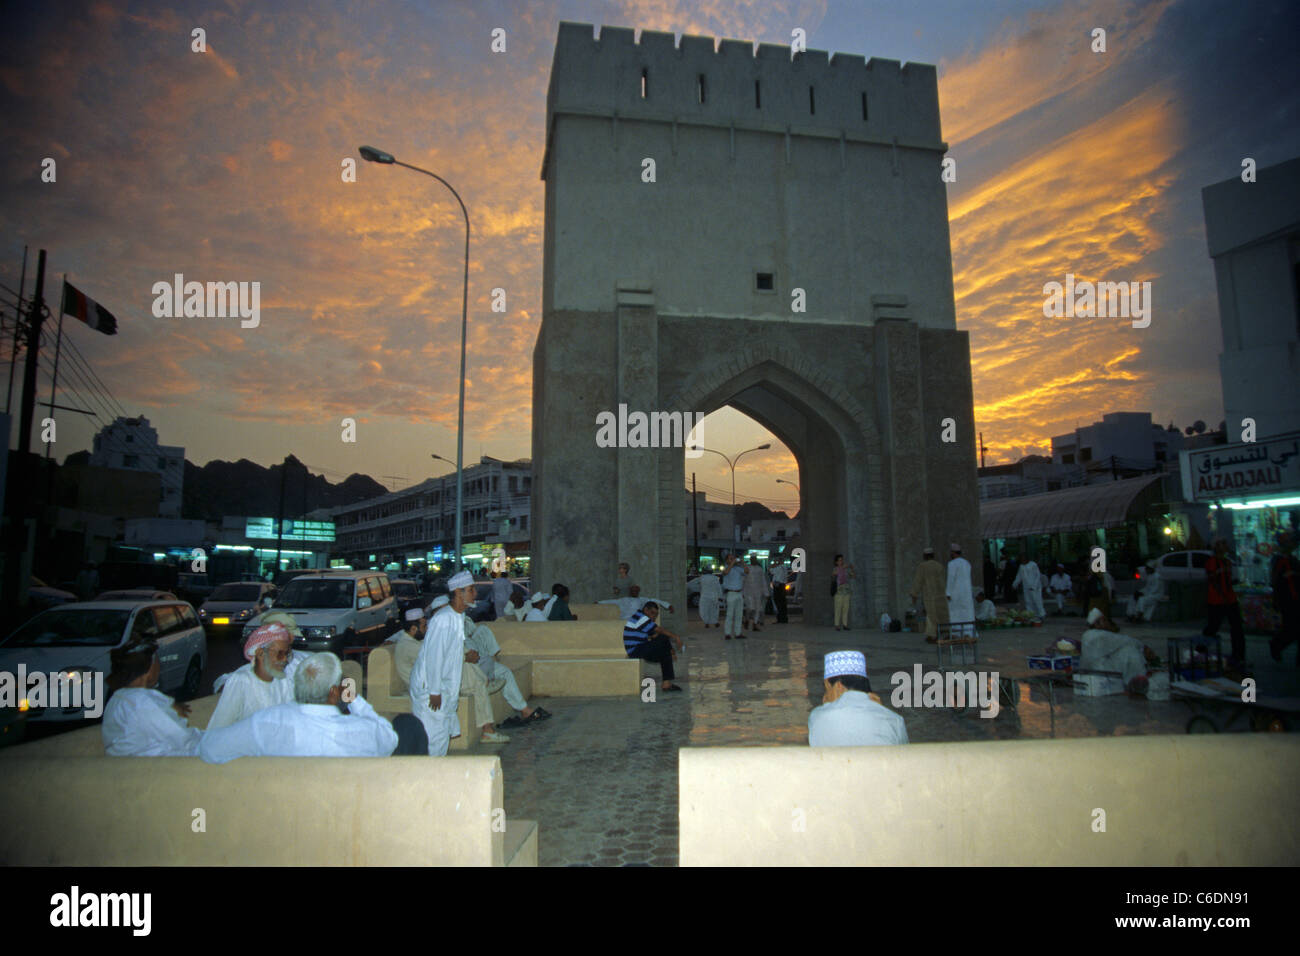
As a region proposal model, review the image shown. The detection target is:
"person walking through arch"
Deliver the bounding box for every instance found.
[832,554,855,630]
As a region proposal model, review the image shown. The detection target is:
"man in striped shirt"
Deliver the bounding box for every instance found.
[624,601,684,693]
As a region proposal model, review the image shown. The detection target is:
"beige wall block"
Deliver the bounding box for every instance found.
[1,755,507,866]
[679,737,1300,866]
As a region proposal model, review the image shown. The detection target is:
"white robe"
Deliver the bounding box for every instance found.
[946,556,975,634]
[198,695,397,763]
[102,688,202,757]
[1013,561,1046,617]
[974,598,997,621]
[206,663,296,730]
[1048,573,1072,610]
[698,574,722,624]
[410,605,464,755]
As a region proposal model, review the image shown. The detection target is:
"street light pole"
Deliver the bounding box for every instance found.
[362,145,469,573]
[688,443,771,546]
[776,477,801,513]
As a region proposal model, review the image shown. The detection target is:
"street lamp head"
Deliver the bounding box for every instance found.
[758,443,771,450]
[359,145,396,164]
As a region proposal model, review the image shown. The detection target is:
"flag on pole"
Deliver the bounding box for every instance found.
[60,280,118,335]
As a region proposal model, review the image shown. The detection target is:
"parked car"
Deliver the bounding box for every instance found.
[176,572,214,607]
[95,589,181,602]
[389,578,425,617]
[95,589,180,603]
[0,600,208,721]
[466,578,530,622]
[244,570,398,654]
[199,582,277,634]
[1153,550,1214,584]
[29,577,78,612]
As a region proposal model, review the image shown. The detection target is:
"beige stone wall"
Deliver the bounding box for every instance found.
[1,755,507,866]
[679,736,1300,866]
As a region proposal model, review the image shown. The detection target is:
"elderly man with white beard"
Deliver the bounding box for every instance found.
[206,622,297,730]
[410,570,475,756]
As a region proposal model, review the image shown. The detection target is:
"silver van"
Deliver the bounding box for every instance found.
[244,570,398,654]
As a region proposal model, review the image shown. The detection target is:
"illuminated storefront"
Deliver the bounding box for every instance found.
[1181,431,1300,631]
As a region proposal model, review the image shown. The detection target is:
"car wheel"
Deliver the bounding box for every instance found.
[1186,715,1218,734]
[180,656,203,700]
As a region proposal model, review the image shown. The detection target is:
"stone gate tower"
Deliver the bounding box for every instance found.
[531,22,980,629]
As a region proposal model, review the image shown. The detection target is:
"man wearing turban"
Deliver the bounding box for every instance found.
[206,622,297,730]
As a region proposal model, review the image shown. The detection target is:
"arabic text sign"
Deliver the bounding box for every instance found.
[1181,431,1300,503]
[245,518,337,542]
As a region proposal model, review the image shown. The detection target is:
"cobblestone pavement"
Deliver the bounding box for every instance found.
[496,611,1299,866]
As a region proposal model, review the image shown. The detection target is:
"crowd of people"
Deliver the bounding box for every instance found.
[95,530,1300,760]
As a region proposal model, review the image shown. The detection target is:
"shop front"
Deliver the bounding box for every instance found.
[1180,430,1300,633]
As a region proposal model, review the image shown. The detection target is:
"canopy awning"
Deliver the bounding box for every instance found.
[980,474,1166,539]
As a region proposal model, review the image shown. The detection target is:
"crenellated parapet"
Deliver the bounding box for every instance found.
[544,20,944,169]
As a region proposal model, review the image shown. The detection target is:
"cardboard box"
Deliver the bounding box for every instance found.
[1074,672,1126,696]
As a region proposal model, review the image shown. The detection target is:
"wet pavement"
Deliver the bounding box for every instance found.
[496,611,1300,866]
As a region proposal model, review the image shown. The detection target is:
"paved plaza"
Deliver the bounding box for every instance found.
[496,613,1300,866]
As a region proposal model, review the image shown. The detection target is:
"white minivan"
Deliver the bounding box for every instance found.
[0,600,208,721]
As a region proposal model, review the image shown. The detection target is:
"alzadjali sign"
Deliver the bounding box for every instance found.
[1180,431,1300,503]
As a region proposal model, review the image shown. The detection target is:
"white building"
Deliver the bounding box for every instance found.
[89,416,184,518]
[1202,156,1300,442]
[331,456,532,570]
[1050,412,1184,479]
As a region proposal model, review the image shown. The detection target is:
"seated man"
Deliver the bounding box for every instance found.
[547,583,577,621]
[1048,564,1073,613]
[524,592,553,621]
[600,584,674,620]
[501,591,530,622]
[973,589,997,622]
[102,640,203,756]
[206,622,296,730]
[1131,564,1165,622]
[464,615,551,728]
[1080,607,1155,694]
[198,651,399,763]
[624,600,683,692]
[808,650,908,747]
[386,606,427,688]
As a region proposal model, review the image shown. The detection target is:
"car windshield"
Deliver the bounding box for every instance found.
[210,584,262,601]
[275,579,354,609]
[3,608,131,647]
[392,581,418,597]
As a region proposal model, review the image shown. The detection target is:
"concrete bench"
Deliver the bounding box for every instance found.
[678,735,1300,866]
[0,753,536,866]
[365,643,533,752]
[488,619,642,696]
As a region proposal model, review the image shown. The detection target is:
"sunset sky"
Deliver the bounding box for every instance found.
[2,0,1297,513]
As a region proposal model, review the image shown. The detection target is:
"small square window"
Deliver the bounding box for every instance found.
[755,272,775,292]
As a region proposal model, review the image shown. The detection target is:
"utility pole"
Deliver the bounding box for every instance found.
[978,431,987,469]
[692,473,699,570]
[274,457,287,577]
[5,249,46,612]
[5,246,28,415]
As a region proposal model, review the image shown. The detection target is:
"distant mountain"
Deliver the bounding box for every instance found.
[181,454,388,520]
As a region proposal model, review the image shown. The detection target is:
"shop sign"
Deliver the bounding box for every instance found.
[1181,431,1300,503]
